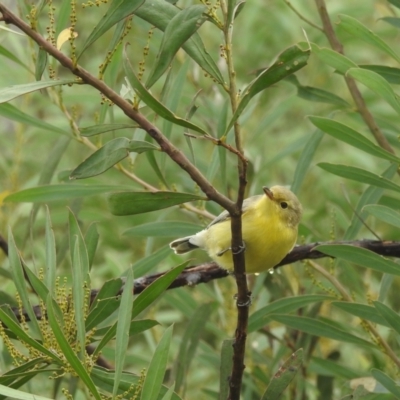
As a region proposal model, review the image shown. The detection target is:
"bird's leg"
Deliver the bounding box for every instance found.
[234,291,253,307]
[216,241,246,257]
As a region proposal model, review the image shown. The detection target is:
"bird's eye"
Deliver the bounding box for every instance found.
[280,201,288,209]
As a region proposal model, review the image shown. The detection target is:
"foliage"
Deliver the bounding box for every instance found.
[0,0,400,399]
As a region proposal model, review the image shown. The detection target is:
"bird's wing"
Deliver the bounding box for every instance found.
[206,195,263,229]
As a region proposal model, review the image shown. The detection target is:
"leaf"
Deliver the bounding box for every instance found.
[309,116,400,163]
[141,325,173,400]
[318,163,400,194]
[134,0,223,84]
[360,64,400,85]
[380,16,400,29]
[347,68,400,115]
[131,246,171,276]
[107,191,206,216]
[296,86,349,107]
[0,384,54,400]
[44,206,56,293]
[331,302,389,327]
[79,124,136,137]
[0,79,77,103]
[371,369,400,398]
[291,129,324,194]
[261,349,303,400]
[388,0,400,9]
[123,52,208,135]
[271,314,375,348]
[123,221,202,237]
[338,14,400,63]
[363,204,400,228]
[0,44,31,72]
[219,339,234,400]
[0,103,69,135]
[373,301,400,335]
[78,0,145,57]
[70,138,159,179]
[56,27,77,50]
[146,5,207,88]
[35,47,47,81]
[316,245,400,276]
[310,43,357,74]
[249,295,332,333]
[5,184,132,203]
[113,268,134,398]
[46,296,102,400]
[226,45,310,133]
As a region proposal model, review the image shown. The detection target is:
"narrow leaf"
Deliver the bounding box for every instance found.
[79,124,136,137]
[261,349,303,400]
[271,314,375,348]
[373,301,400,335]
[0,384,54,400]
[226,45,310,133]
[332,301,389,326]
[363,204,400,228]
[141,325,173,400]
[347,68,400,115]
[123,221,201,237]
[107,191,206,216]
[219,339,234,400]
[371,369,400,397]
[339,14,400,63]
[360,64,400,85]
[5,184,131,203]
[146,5,207,88]
[0,79,77,103]
[35,47,47,81]
[78,0,145,57]
[318,163,400,193]
[44,207,56,293]
[123,52,208,135]
[309,116,400,163]
[85,222,100,269]
[316,245,400,276]
[0,44,31,72]
[297,86,349,107]
[311,43,357,74]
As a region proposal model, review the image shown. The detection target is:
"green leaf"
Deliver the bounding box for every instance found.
[249,295,332,333]
[94,319,159,338]
[291,129,324,194]
[381,16,400,29]
[70,138,159,179]
[134,0,224,84]
[388,0,400,9]
[131,245,171,276]
[78,0,145,57]
[219,339,234,400]
[296,85,349,107]
[0,384,54,400]
[79,124,137,137]
[360,64,400,85]
[373,301,400,335]
[310,43,357,74]
[331,302,390,326]
[141,325,173,400]
[271,314,375,348]
[146,5,207,88]
[113,267,134,398]
[344,164,398,240]
[371,369,400,398]
[35,47,47,81]
[107,191,206,216]
[309,116,400,163]
[0,44,31,72]
[123,53,208,135]
[46,296,102,400]
[363,204,400,228]
[85,222,99,270]
[123,221,202,237]
[44,206,56,294]
[226,45,310,133]
[7,227,41,337]
[316,245,400,276]
[0,79,77,103]
[261,349,303,400]
[318,163,400,193]
[0,103,69,135]
[310,357,360,380]
[338,14,400,63]
[347,68,400,115]
[4,184,132,203]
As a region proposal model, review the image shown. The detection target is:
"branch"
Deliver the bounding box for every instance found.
[314,0,395,155]
[0,3,235,213]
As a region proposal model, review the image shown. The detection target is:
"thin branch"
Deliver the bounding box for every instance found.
[314,0,395,155]
[284,0,323,31]
[0,3,235,213]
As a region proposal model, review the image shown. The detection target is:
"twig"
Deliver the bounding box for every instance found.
[0,3,235,214]
[314,0,395,155]
[284,0,323,31]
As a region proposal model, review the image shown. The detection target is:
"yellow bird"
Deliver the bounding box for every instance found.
[170,186,302,273]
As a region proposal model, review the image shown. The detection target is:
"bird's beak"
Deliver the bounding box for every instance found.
[263,186,274,200]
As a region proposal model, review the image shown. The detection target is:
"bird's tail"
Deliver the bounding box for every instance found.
[169,236,199,254]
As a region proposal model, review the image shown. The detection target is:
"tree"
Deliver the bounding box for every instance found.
[0,0,400,399]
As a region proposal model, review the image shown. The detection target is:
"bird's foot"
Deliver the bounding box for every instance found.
[234,291,252,307]
[216,241,246,257]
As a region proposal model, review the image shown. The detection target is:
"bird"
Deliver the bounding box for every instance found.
[169,186,303,273]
